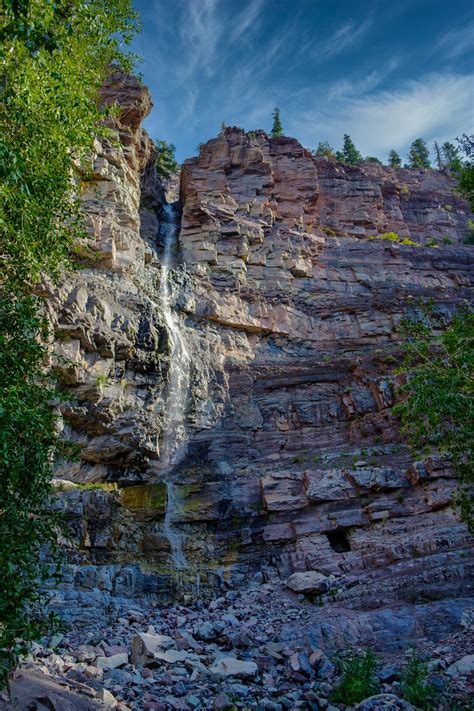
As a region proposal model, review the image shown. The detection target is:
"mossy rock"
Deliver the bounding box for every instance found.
[120,483,167,514]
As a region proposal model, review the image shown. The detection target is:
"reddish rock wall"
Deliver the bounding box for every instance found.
[51,84,473,622]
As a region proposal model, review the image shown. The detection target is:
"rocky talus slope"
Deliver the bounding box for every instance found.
[45,72,473,657]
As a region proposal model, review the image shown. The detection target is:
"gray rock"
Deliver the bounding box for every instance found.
[96,652,128,669]
[209,656,258,678]
[356,693,416,710]
[131,632,174,666]
[446,653,474,677]
[285,572,331,595]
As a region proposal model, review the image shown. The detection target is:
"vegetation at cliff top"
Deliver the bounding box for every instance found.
[308,132,474,192]
[456,134,474,212]
[0,0,139,686]
[155,139,178,179]
[271,106,283,137]
[394,305,474,531]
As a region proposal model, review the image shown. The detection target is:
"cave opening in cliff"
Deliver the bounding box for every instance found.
[326,529,351,553]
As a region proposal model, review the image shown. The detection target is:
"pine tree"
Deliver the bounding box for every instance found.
[441,142,461,173]
[388,150,402,168]
[341,134,363,165]
[408,138,431,169]
[271,107,283,137]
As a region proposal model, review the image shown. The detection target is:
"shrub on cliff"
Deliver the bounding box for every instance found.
[337,134,363,165]
[313,141,336,159]
[155,140,178,179]
[388,150,402,168]
[394,305,474,530]
[0,0,139,686]
[408,138,431,169]
[271,107,283,137]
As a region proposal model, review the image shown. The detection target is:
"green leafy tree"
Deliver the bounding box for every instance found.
[388,150,402,168]
[341,134,363,165]
[155,140,178,179]
[394,306,474,530]
[271,107,283,137]
[0,0,139,686]
[313,141,335,158]
[408,138,431,169]
[456,134,474,211]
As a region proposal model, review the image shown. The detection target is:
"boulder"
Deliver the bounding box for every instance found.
[356,694,415,710]
[446,654,474,677]
[285,571,331,594]
[209,657,258,679]
[131,632,175,666]
[96,652,128,669]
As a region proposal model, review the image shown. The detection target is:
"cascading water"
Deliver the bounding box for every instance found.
[159,203,190,570]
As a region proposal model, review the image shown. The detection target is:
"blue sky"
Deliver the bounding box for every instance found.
[132,0,474,163]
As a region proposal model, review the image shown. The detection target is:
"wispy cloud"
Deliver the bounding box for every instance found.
[435,22,474,60]
[229,0,265,42]
[135,0,473,163]
[310,17,373,60]
[290,73,474,160]
[178,0,222,79]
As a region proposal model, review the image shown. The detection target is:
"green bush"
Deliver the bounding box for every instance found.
[400,649,437,709]
[331,648,380,705]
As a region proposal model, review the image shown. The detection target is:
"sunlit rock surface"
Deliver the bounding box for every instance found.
[48,75,474,643]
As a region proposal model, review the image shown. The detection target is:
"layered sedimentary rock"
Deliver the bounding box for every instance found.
[50,77,473,629]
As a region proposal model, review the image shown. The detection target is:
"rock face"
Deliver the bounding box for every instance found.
[48,75,474,638]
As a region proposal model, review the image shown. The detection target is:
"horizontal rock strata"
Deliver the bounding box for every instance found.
[49,77,474,631]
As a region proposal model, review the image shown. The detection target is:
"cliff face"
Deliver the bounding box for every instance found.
[50,78,473,631]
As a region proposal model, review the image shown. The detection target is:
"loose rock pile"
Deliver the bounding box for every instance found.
[8,585,473,710]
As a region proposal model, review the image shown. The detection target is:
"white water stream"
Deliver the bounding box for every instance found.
[159,204,190,570]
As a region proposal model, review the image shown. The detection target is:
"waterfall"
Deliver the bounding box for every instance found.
[163,481,187,570]
[160,203,191,464]
[159,203,190,570]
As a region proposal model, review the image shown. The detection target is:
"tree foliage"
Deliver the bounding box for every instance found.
[456,134,474,211]
[271,107,283,137]
[408,138,431,169]
[0,0,139,685]
[364,156,382,165]
[313,141,335,158]
[155,140,178,179]
[388,150,402,168]
[337,134,363,165]
[394,306,474,530]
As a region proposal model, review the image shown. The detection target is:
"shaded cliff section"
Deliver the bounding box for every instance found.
[48,74,474,619]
